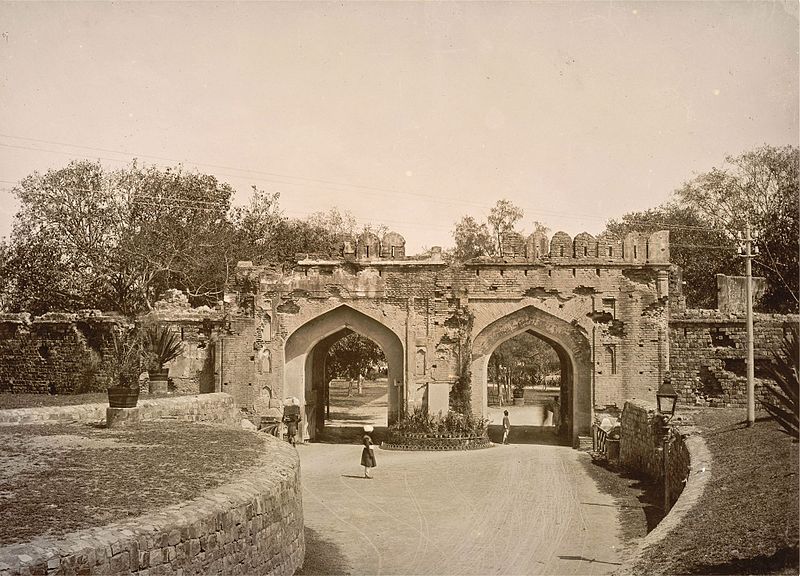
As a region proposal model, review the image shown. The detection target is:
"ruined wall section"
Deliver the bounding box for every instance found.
[0,312,121,395]
[669,310,798,407]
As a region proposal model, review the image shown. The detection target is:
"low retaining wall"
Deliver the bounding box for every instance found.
[0,434,304,576]
[0,393,239,426]
[616,400,712,574]
[619,399,703,511]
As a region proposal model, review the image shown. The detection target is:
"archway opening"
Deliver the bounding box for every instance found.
[284,305,404,442]
[321,330,389,431]
[486,331,567,445]
[470,305,592,446]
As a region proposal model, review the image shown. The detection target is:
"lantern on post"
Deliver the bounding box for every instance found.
[656,374,678,420]
[656,373,678,513]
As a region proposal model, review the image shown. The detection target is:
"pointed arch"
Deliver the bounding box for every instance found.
[284,305,405,440]
[471,305,591,444]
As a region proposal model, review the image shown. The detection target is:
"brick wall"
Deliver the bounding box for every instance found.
[0,310,223,397]
[670,310,799,407]
[0,312,120,395]
[619,400,695,511]
[0,434,304,576]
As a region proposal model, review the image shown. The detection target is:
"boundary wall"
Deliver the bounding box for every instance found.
[0,393,239,426]
[616,400,712,574]
[619,400,699,508]
[0,395,304,576]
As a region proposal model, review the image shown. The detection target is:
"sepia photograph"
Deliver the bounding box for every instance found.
[0,2,797,575]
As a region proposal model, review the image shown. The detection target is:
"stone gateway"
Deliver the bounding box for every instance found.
[220,229,672,447]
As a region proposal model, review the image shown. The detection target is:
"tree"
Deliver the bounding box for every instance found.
[2,160,236,315]
[605,204,739,309]
[452,216,494,260]
[489,332,560,401]
[605,146,798,312]
[451,199,525,260]
[3,160,120,313]
[487,199,524,255]
[326,332,385,396]
[676,145,798,311]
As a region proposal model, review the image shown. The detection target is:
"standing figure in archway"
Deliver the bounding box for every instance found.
[502,410,511,445]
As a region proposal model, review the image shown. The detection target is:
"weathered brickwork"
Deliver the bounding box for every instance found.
[223,229,672,446]
[669,310,799,407]
[0,435,304,576]
[0,309,223,397]
[619,400,696,510]
[0,312,120,395]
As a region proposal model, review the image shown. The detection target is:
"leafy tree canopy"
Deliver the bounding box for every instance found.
[452,199,541,260]
[606,145,798,312]
[326,332,385,380]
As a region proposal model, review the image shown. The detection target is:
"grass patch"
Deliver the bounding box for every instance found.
[629,408,799,575]
[0,421,266,545]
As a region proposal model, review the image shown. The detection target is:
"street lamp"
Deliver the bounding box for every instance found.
[656,375,679,420]
[656,374,678,513]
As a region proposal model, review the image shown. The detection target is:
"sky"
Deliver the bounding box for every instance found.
[0,1,797,254]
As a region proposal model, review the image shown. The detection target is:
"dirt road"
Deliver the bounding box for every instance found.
[297,441,626,575]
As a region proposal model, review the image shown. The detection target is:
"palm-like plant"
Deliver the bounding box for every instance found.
[142,324,184,373]
[760,325,799,439]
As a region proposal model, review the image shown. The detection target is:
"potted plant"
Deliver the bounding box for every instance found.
[142,323,184,394]
[513,382,526,405]
[106,328,145,408]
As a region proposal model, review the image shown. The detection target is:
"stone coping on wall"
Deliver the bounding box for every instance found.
[670,309,799,323]
[615,421,713,575]
[0,393,238,426]
[0,434,305,576]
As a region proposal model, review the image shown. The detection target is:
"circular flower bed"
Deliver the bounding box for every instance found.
[383,431,492,451]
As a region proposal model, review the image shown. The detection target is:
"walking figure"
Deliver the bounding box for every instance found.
[502,409,511,444]
[361,433,377,478]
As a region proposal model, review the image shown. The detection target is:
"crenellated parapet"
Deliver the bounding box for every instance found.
[489,229,670,264]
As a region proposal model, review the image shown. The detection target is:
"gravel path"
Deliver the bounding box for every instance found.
[297,441,626,575]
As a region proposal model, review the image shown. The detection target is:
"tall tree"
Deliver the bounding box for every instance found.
[487,199,524,255]
[326,333,385,382]
[605,204,739,309]
[452,216,494,260]
[676,145,798,312]
[451,199,525,260]
[2,160,235,314]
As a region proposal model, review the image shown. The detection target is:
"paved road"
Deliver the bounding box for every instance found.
[297,440,626,575]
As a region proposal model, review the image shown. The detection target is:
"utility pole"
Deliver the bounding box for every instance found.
[738,223,759,427]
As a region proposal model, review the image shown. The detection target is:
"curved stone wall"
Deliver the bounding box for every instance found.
[616,400,713,572]
[0,435,304,576]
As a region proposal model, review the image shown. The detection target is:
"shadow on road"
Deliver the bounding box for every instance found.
[488,424,570,446]
[294,527,351,576]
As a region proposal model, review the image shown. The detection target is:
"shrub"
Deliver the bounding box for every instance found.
[761,325,799,439]
[106,328,145,389]
[390,406,489,437]
[141,323,184,372]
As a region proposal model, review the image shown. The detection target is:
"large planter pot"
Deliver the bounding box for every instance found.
[513,391,525,406]
[107,386,140,408]
[148,369,169,394]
